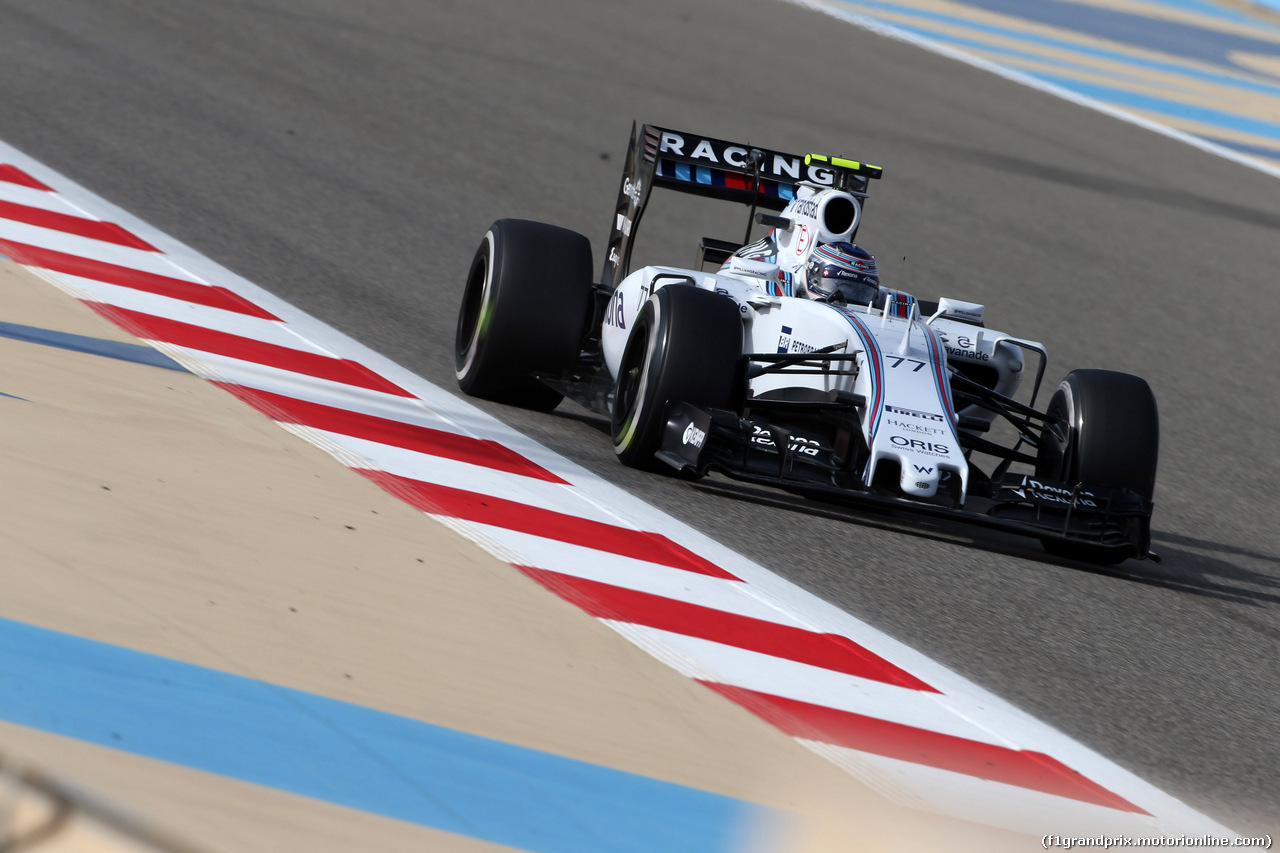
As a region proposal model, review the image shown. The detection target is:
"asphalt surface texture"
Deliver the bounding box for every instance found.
[2,0,1277,834]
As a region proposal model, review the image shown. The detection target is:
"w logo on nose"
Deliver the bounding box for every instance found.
[914,464,934,475]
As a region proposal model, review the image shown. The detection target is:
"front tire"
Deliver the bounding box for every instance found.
[611,285,743,470]
[1036,369,1159,563]
[455,219,593,410]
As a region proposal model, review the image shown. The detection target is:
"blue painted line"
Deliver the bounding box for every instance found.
[867,20,1280,141]
[840,1,1280,98]
[1160,0,1280,24]
[0,617,763,853]
[1201,134,1280,159]
[1134,0,1280,25]
[0,321,187,371]
[0,391,29,401]
[834,0,1280,160]
[1033,73,1280,139]
[873,14,1280,98]
[954,0,1280,70]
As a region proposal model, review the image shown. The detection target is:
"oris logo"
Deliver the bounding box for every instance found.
[890,435,951,455]
[683,423,706,448]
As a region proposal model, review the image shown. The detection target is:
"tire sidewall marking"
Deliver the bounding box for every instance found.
[456,229,497,382]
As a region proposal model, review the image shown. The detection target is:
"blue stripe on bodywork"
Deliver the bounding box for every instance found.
[830,305,884,440]
[920,324,960,431]
[0,321,187,371]
[0,617,764,853]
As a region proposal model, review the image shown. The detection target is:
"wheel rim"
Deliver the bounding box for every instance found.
[612,293,667,453]
[1040,382,1077,482]
[1053,383,1078,483]
[612,316,650,449]
[455,232,494,378]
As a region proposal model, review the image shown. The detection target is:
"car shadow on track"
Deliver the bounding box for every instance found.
[919,141,1280,232]
[688,477,1280,608]
[547,407,612,435]
[1112,530,1280,609]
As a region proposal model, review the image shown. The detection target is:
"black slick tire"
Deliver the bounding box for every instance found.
[455,219,593,410]
[611,284,742,470]
[1036,369,1159,563]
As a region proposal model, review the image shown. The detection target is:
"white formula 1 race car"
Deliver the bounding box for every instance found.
[455,123,1159,563]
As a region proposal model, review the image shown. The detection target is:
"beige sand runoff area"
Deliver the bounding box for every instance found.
[0,258,1028,852]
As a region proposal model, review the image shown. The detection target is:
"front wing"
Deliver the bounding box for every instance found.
[660,402,1154,561]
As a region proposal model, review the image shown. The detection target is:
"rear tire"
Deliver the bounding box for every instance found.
[1036,369,1159,563]
[455,219,593,410]
[611,285,743,470]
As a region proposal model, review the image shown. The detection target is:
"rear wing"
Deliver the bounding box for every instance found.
[602,122,883,287]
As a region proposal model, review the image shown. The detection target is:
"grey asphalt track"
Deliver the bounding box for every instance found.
[2,0,1278,834]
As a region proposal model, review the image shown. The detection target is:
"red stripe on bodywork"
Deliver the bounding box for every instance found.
[0,199,157,250]
[702,683,1149,814]
[519,567,936,690]
[85,304,412,397]
[357,471,739,579]
[215,384,568,484]
[0,165,53,191]
[0,239,279,320]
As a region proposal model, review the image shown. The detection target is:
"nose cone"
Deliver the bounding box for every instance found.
[899,463,941,498]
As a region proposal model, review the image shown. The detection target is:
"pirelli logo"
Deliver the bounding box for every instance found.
[885,404,946,423]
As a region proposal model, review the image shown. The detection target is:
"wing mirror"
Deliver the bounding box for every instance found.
[928,297,985,326]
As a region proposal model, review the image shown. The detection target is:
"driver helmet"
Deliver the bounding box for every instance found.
[805,242,879,304]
